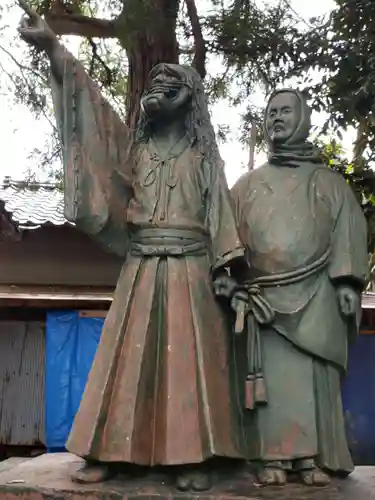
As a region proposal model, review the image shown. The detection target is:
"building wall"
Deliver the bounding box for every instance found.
[0,225,123,287]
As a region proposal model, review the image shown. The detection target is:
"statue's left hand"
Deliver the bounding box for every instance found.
[336,285,360,317]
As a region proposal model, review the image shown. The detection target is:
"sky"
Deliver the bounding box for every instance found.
[0,0,345,188]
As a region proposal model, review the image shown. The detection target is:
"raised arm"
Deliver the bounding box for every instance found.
[18,0,64,83]
[18,0,133,258]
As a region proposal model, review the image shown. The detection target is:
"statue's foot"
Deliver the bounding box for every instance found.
[191,470,212,491]
[176,471,192,492]
[176,469,212,492]
[257,466,287,486]
[71,462,114,484]
[300,468,330,486]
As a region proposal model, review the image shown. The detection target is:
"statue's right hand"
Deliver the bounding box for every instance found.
[18,0,56,52]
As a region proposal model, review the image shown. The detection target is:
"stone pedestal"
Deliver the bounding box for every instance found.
[0,453,374,500]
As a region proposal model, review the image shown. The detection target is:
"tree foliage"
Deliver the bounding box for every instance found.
[2,0,375,138]
[3,0,375,146]
[1,0,375,249]
[319,139,375,232]
[1,0,317,170]
[318,137,375,284]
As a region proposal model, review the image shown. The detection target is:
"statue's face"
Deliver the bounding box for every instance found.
[266,92,300,143]
[141,65,191,121]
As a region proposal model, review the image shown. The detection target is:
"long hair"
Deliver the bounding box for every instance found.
[135,63,223,169]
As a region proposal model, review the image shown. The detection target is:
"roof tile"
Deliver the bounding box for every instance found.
[0,182,70,228]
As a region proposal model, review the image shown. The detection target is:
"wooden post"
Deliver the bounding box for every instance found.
[248,124,257,171]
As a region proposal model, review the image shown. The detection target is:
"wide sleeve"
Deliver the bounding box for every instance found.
[229,176,244,228]
[229,175,252,282]
[325,172,368,288]
[50,44,133,257]
[204,159,245,274]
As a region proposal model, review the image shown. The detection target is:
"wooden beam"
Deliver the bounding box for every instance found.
[0,284,114,302]
[79,310,108,318]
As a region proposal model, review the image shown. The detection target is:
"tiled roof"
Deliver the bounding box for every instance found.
[0,179,70,229]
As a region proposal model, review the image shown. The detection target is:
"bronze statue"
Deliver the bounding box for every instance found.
[228,89,368,487]
[18,1,247,492]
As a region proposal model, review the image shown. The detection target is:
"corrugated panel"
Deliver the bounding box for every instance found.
[0,321,45,445]
[0,184,71,228]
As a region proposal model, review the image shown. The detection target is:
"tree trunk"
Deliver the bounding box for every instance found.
[38,0,180,131]
[117,0,180,131]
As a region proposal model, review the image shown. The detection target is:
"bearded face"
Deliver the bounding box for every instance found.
[140,64,192,122]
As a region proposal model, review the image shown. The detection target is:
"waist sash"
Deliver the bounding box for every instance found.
[130,228,208,257]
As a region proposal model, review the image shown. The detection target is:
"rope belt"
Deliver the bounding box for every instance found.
[234,247,331,410]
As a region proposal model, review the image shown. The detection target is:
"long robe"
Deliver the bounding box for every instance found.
[50,47,247,466]
[230,162,368,474]
[67,139,246,465]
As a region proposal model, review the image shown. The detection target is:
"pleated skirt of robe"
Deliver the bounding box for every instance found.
[235,328,354,475]
[66,254,243,466]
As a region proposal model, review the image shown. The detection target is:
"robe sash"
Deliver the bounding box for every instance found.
[130,227,208,257]
[235,246,332,410]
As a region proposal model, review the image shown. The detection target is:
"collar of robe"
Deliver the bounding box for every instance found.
[264,88,322,168]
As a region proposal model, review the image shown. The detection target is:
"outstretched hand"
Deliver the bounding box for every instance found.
[18,0,56,52]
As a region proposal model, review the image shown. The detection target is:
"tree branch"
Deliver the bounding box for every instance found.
[0,58,57,132]
[45,12,117,38]
[87,38,112,85]
[185,0,206,79]
[0,44,48,85]
[179,45,195,55]
[353,118,367,170]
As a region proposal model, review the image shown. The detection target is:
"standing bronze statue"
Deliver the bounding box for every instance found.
[18,1,247,492]
[229,89,368,487]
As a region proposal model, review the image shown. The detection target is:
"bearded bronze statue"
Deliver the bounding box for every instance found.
[19,2,247,492]
[229,89,368,487]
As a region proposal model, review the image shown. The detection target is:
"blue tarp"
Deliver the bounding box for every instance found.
[342,332,375,465]
[44,310,375,463]
[45,311,103,450]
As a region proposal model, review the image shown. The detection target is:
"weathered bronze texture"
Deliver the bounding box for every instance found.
[18,2,247,491]
[229,89,369,487]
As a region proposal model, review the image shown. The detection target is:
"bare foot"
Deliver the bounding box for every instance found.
[300,468,330,486]
[257,466,287,486]
[71,462,114,484]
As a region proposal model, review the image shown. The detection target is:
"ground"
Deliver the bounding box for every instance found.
[0,453,374,500]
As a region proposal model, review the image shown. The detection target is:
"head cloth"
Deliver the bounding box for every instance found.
[264,88,321,167]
